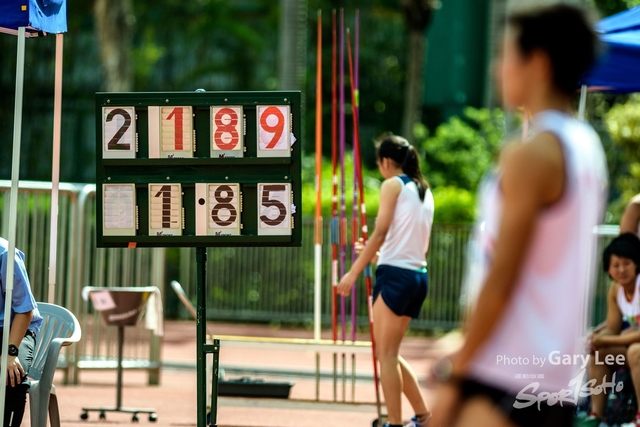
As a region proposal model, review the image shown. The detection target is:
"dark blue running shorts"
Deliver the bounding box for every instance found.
[373,264,428,318]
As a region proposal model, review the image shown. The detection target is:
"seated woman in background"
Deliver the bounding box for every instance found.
[589,233,640,425]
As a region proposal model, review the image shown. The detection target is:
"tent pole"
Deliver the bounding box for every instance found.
[0,25,27,426]
[578,84,588,121]
[48,33,64,304]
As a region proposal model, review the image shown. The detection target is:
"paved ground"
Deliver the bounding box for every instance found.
[29,320,461,427]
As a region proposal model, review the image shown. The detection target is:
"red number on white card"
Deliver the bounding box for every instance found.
[259,107,285,149]
[166,107,184,150]
[213,108,239,150]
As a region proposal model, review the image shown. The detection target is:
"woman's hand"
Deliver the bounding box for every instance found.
[337,271,358,297]
[354,238,364,254]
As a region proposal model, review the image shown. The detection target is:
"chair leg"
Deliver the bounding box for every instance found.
[48,393,60,427]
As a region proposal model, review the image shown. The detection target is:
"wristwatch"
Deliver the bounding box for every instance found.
[432,357,461,384]
[8,344,19,357]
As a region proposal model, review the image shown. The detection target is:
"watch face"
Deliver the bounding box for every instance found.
[8,345,18,357]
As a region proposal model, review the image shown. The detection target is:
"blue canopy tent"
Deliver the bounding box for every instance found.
[0,0,67,421]
[0,0,67,36]
[579,6,640,118]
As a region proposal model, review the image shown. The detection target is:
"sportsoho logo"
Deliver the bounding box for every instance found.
[495,351,625,410]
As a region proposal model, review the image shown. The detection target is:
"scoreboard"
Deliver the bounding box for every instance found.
[96,91,302,248]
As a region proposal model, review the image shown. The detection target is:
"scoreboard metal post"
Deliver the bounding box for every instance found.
[96,91,302,427]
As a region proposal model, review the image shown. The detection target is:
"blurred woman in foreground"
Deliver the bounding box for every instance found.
[431,4,607,427]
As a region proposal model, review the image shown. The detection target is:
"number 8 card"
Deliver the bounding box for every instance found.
[211,106,244,158]
[195,183,242,236]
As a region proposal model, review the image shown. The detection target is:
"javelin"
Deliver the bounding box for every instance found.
[330,8,339,402]
[313,8,323,402]
[347,26,383,425]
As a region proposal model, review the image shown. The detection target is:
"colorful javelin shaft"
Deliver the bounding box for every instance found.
[347,27,383,424]
[330,8,339,402]
[313,8,323,401]
[339,8,347,345]
[350,10,360,345]
[339,7,348,402]
[349,10,360,403]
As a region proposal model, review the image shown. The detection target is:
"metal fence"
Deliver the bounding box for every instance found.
[0,181,164,385]
[175,221,619,332]
[178,224,484,330]
[0,180,621,384]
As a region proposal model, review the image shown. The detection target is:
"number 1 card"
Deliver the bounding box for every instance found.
[148,184,183,236]
[148,106,194,158]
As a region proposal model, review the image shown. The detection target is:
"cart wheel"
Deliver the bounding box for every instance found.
[99,411,106,420]
[132,413,139,423]
[80,412,89,421]
[149,413,158,422]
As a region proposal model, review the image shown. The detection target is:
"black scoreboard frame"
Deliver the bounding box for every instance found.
[95,91,302,248]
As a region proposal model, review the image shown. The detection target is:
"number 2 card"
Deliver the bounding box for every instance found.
[103,107,136,159]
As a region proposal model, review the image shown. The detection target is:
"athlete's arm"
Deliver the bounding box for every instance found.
[596,328,640,347]
[620,195,640,235]
[601,282,623,336]
[337,177,401,296]
[450,132,565,376]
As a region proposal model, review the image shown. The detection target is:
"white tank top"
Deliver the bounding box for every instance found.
[465,110,608,395]
[616,276,640,328]
[377,175,434,271]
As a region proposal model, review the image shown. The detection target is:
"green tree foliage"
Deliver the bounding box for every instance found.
[419,107,503,191]
[591,0,640,16]
[605,94,640,203]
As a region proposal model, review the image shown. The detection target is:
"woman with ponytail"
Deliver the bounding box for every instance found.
[338,133,434,427]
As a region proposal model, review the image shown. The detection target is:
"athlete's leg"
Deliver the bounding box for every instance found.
[399,355,429,418]
[626,343,640,410]
[589,345,626,417]
[373,297,408,425]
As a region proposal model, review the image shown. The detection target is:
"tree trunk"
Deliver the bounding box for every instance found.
[402,30,427,144]
[94,0,134,92]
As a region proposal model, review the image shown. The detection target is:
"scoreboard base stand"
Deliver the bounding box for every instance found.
[80,326,158,423]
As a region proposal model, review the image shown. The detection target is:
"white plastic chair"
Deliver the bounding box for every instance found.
[27,303,81,427]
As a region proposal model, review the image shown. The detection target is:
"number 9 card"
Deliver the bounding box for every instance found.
[256,105,291,158]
